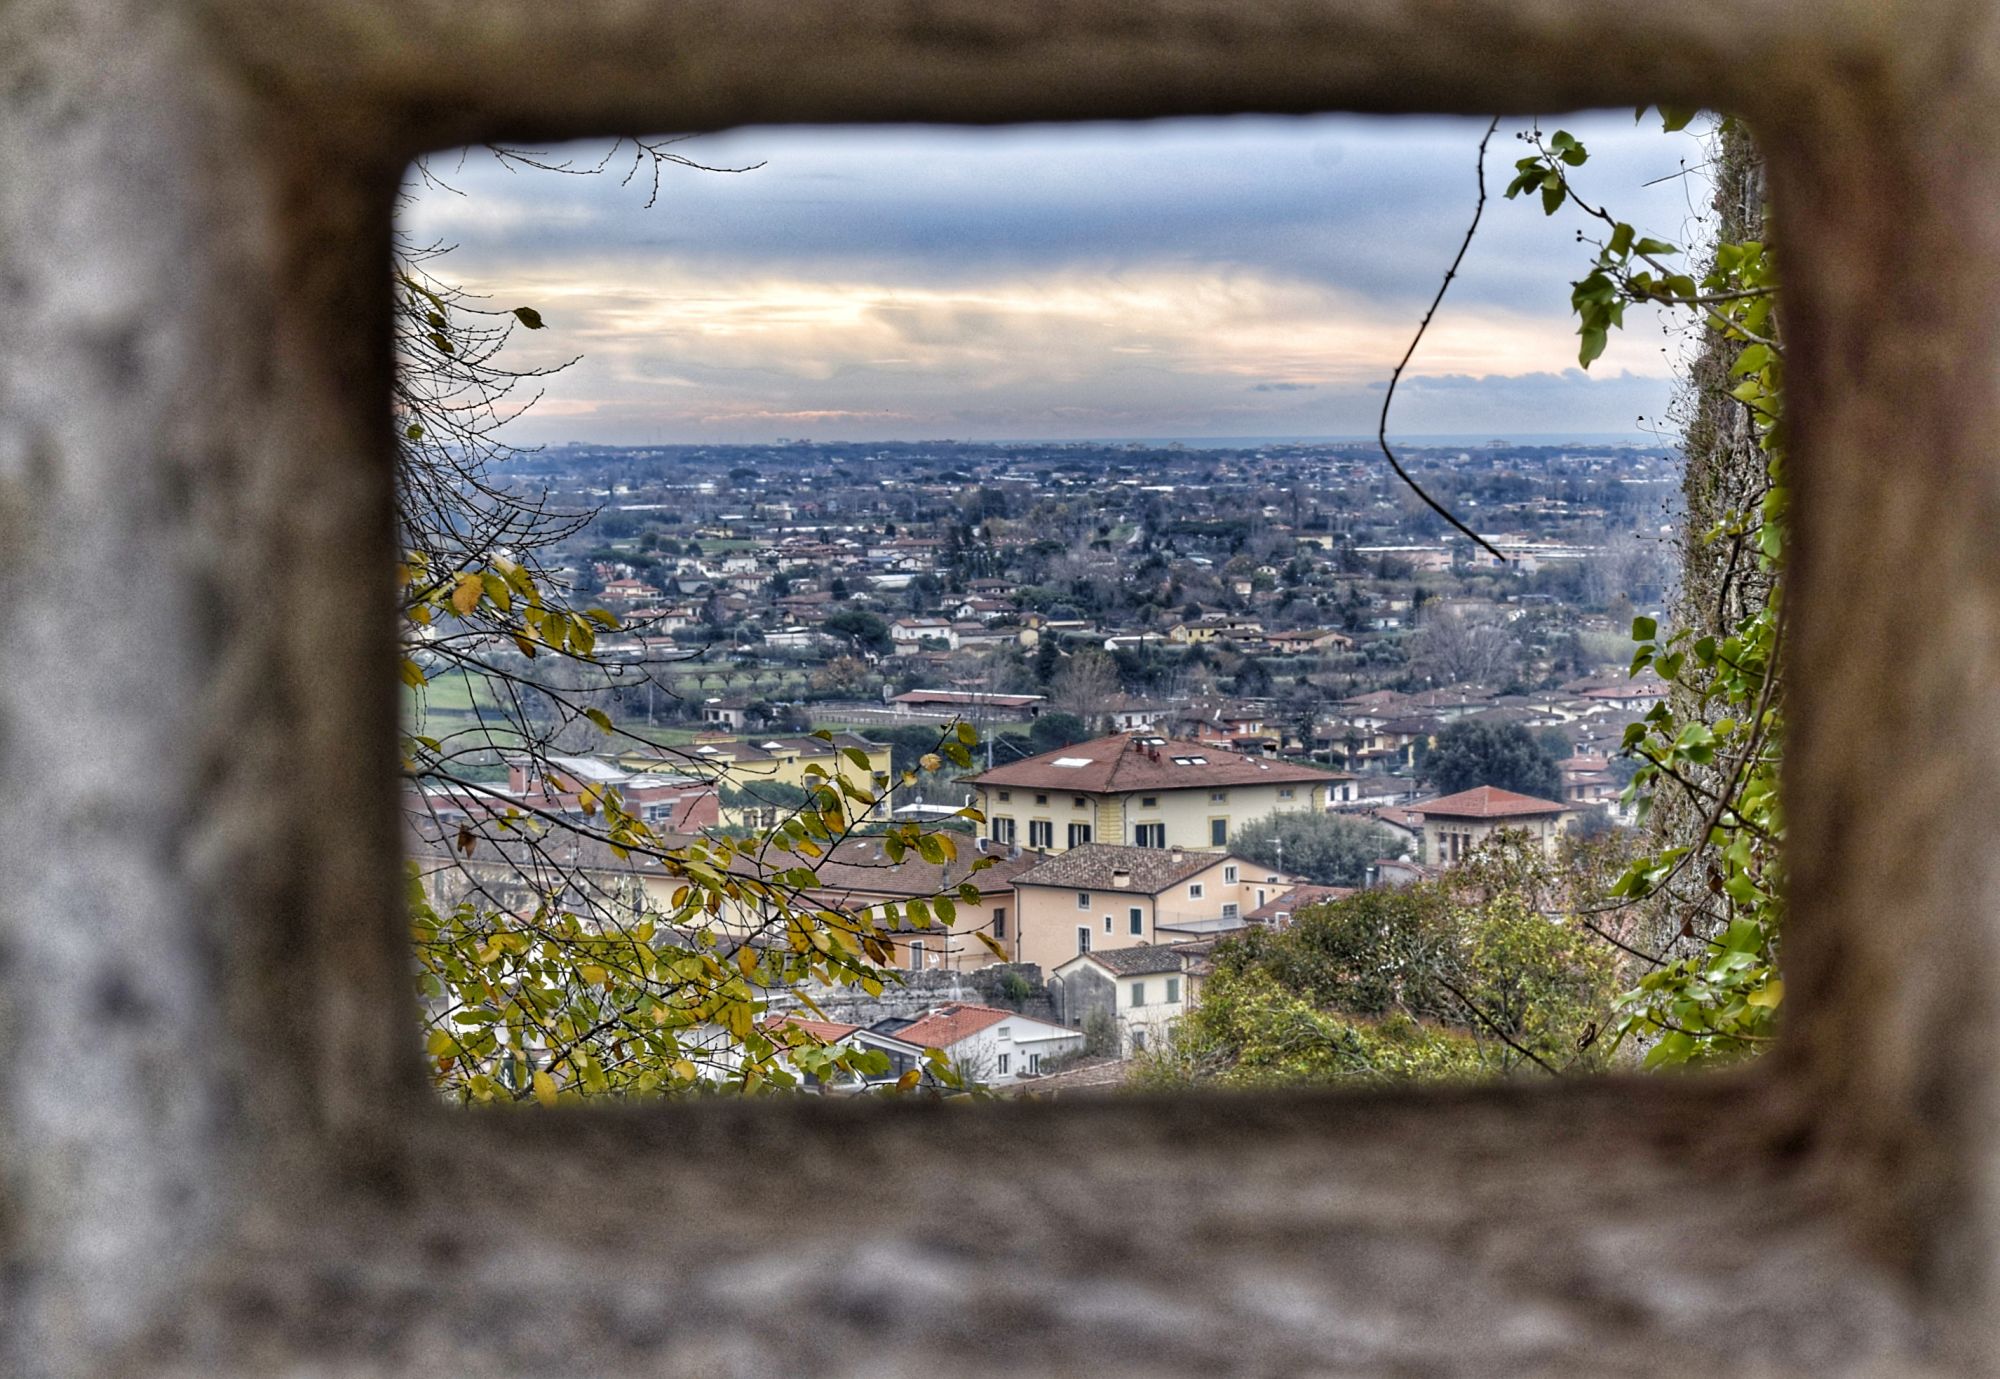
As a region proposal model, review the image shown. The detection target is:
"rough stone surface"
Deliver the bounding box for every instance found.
[1,0,1996,1374]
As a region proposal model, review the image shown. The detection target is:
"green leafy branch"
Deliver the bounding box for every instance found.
[1508,112,1785,1067]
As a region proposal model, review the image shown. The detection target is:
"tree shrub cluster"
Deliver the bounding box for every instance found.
[1133,837,1623,1089]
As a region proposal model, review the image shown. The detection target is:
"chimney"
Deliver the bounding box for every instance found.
[1169,845,1185,864]
[1112,868,1131,889]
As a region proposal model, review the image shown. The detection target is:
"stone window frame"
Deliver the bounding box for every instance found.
[4,2,1992,1375]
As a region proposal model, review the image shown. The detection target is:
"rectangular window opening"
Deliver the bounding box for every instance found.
[397,110,1752,1104]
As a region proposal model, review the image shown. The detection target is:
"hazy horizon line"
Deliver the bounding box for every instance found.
[539,430,1671,450]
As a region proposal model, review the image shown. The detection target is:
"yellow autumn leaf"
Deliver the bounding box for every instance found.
[532,1069,557,1107]
[895,1068,921,1092]
[450,573,484,616]
[1746,979,1784,1009]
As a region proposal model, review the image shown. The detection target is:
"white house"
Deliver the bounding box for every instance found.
[886,1003,1084,1086]
[1048,944,1194,1057]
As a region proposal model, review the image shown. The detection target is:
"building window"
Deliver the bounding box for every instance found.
[1224,864,1238,883]
[1130,981,1146,1007]
[1166,977,1181,1004]
[998,791,1011,802]
[1129,906,1143,935]
[1035,793,1049,805]
[1188,883,1204,899]
[991,816,1015,845]
[1103,914,1112,933]
[909,941,925,970]
[1135,822,1165,848]
[1028,1053,1042,1074]
[1278,787,1294,800]
[1068,822,1093,847]
[1210,817,1228,847]
[1072,795,1087,808]
[992,906,1007,940]
[1130,1029,1147,1052]
[1209,790,1228,803]
[1076,891,1092,910]
[1028,819,1053,849]
[1222,902,1239,920]
[1140,796,1158,807]
[996,1053,1010,1076]
[1077,926,1091,953]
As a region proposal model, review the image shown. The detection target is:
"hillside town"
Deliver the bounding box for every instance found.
[409,438,1674,1093]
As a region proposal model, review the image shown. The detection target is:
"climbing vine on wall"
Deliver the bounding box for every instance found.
[1506,112,1784,1066]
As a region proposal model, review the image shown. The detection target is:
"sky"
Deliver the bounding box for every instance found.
[400,114,1714,445]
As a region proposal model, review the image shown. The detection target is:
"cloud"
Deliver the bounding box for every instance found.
[400,113,1709,442]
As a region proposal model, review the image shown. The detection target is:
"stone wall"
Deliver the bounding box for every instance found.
[785,964,1058,1028]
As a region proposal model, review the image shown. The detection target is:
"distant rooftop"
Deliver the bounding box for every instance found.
[1417,785,1567,819]
[967,732,1335,794]
[1016,843,1266,894]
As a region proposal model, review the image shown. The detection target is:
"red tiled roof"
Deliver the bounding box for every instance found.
[894,1003,1013,1049]
[1247,884,1355,921]
[965,732,1335,793]
[1418,785,1567,818]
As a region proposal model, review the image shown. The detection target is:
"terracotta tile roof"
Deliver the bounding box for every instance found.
[773,835,1040,904]
[1014,843,1241,894]
[1417,785,1567,819]
[1371,805,1426,831]
[964,732,1336,794]
[894,1003,1013,1049]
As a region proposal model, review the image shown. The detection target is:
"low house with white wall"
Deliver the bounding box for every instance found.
[759,1014,927,1093]
[877,1003,1084,1086]
[1049,944,1197,1057]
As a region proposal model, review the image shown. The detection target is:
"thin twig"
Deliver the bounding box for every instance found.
[1378,117,1508,563]
[1434,973,1560,1075]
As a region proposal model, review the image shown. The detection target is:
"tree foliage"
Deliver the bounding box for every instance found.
[1406,607,1521,686]
[1229,811,1402,886]
[1129,969,1488,1090]
[1027,711,1092,755]
[1422,719,1563,801]
[397,152,989,1103]
[1134,837,1622,1087]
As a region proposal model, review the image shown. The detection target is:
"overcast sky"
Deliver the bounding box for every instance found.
[401,113,1712,445]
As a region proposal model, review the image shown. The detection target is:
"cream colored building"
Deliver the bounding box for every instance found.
[634,834,1038,972]
[1048,944,1198,1057]
[615,731,892,795]
[1009,843,1294,975]
[965,732,1339,855]
[1416,785,1570,865]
